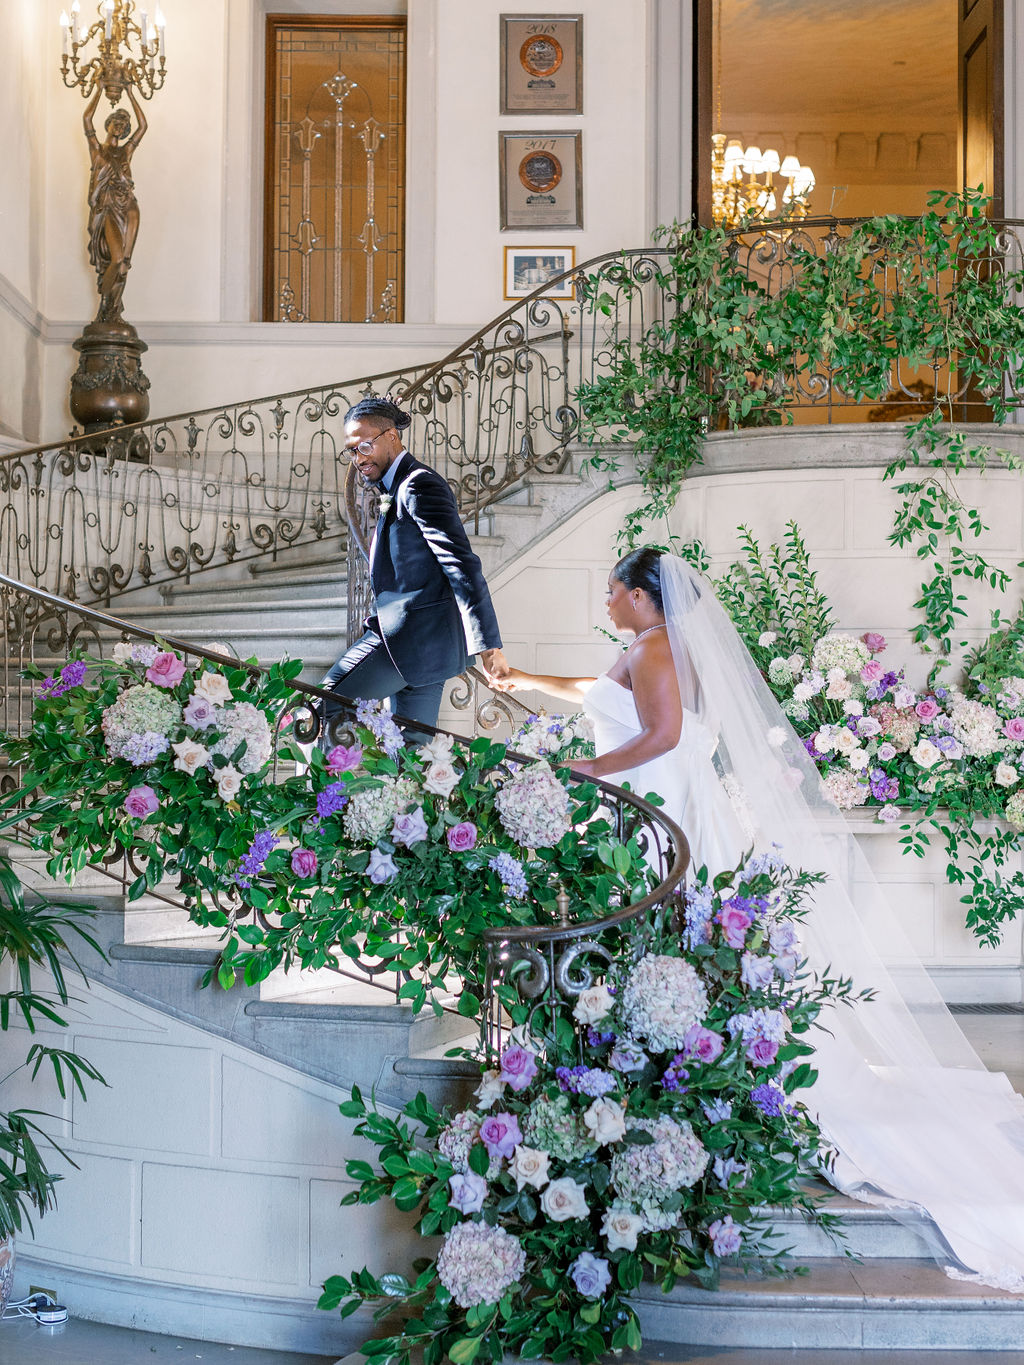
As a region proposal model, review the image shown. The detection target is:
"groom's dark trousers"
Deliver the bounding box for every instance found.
[320,451,502,731]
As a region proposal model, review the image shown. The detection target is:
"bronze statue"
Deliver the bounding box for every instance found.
[83,84,147,322]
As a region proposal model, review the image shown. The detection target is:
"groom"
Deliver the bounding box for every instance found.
[319,396,509,732]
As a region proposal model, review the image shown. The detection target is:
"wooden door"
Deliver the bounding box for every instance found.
[958,0,1004,211]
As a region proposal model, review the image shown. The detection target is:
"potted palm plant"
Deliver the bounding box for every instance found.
[0,853,105,1313]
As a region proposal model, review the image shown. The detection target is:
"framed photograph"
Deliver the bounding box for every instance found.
[499,131,583,230]
[504,245,576,300]
[500,14,583,114]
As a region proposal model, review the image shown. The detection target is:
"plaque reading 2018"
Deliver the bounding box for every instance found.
[500,15,583,115]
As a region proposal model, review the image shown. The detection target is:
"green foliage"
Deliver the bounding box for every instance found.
[321,853,864,1364]
[0,854,106,1237]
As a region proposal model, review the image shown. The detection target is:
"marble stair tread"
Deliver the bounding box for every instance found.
[109,934,225,964]
[633,1256,1024,1350]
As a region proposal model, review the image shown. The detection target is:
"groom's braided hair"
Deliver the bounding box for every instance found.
[344,396,412,432]
[613,547,665,612]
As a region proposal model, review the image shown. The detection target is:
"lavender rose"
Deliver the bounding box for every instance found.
[290,847,318,878]
[499,1045,538,1092]
[682,1024,724,1064]
[326,743,362,775]
[569,1251,612,1299]
[716,900,753,949]
[391,806,428,847]
[367,848,399,883]
[449,1171,487,1215]
[124,785,159,820]
[478,1113,522,1161]
[447,821,478,852]
[708,1214,743,1257]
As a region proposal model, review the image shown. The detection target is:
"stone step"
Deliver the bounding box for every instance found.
[632,1256,1024,1351]
[160,573,349,606]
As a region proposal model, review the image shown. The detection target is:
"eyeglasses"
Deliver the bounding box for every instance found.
[344,428,395,458]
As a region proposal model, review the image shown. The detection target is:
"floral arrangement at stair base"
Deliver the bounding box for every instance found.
[1,646,653,1015]
[320,851,864,1365]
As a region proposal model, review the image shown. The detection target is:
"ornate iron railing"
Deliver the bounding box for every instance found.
[5,219,1022,626]
[0,569,688,1016]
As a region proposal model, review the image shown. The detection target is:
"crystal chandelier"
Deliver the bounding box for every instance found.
[711,134,815,229]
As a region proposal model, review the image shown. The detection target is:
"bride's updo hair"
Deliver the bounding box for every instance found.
[612,547,664,612]
[344,396,412,432]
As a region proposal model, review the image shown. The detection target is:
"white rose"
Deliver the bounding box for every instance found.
[172,739,211,775]
[601,1206,644,1252]
[758,631,777,647]
[112,642,133,663]
[583,1097,627,1146]
[216,764,243,801]
[826,677,853,701]
[787,654,805,673]
[996,762,1019,788]
[474,1069,506,1111]
[847,747,869,771]
[910,739,942,770]
[422,760,460,799]
[833,728,858,755]
[540,1176,588,1222]
[510,1145,551,1191]
[572,984,614,1025]
[194,671,233,705]
[418,733,455,765]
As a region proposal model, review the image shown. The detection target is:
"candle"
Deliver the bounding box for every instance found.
[103,0,113,41]
[59,10,70,55]
[70,0,80,41]
[156,7,165,56]
[140,9,148,47]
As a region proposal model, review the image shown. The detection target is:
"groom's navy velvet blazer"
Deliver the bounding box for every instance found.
[368,452,502,686]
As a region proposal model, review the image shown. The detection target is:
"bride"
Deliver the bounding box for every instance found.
[497,546,1024,1293]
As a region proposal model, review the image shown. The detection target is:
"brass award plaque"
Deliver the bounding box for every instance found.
[500,132,582,229]
[500,15,582,114]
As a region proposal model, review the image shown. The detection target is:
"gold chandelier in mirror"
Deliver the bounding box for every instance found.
[711,134,815,229]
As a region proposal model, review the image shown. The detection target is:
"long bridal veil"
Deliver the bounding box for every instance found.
[659,553,1024,1291]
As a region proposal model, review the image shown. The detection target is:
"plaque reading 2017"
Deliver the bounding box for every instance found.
[500,15,582,115]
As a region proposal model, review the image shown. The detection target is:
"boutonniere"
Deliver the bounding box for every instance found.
[377,492,393,517]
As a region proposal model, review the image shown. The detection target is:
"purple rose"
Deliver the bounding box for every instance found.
[609,1041,647,1073]
[682,1024,724,1064]
[1005,718,1024,742]
[478,1112,522,1161]
[746,1036,779,1067]
[391,806,428,847]
[708,1215,742,1257]
[740,952,775,991]
[877,742,897,762]
[569,1251,612,1299]
[448,1171,487,1214]
[290,847,318,878]
[716,901,753,949]
[183,693,218,730]
[862,632,887,655]
[367,848,398,883]
[124,785,159,820]
[860,660,883,683]
[145,651,186,688]
[326,743,362,775]
[915,697,940,722]
[499,1045,538,1092]
[447,821,478,852]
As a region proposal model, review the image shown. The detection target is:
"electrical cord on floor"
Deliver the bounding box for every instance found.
[1,1292,69,1325]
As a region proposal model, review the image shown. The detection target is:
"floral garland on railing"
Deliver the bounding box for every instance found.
[0,645,645,1012]
[321,853,865,1365]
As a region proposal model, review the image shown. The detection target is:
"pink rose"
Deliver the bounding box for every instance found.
[683,1024,724,1064]
[862,632,887,655]
[145,651,187,688]
[326,743,362,775]
[860,660,883,683]
[716,902,752,949]
[447,821,478,852]
[290,847,318,878]
[124,785,159,820]
[478,1113,522,1160]
[499,1044,538,1092]
[915,698,940,721]
[746,1036,779,1067]
[1005,718,1024,742]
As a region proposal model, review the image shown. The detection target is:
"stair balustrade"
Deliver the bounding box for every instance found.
[0,570,688,1028]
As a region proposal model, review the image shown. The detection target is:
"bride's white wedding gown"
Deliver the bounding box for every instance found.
[584,668,1024,1293]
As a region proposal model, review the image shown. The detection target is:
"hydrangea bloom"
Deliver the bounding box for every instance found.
[811,633,870,675]
[510,712,595,760]
[436,1222,526,1308]
[119,731,170,766]
[437,1111,479,1173]
[523,1092,596,1162]
[210,701,273,774]
[1006,790,1024,832]
[355,698,404,759]
[609,1115,708,1208]
[822,770,869,810]
[103,684,183,762]
[555,1065,617,1097]
[343,776,417,845]
[494,761,572,848]
[949,698,1003,758]
[619,954,708,1052]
